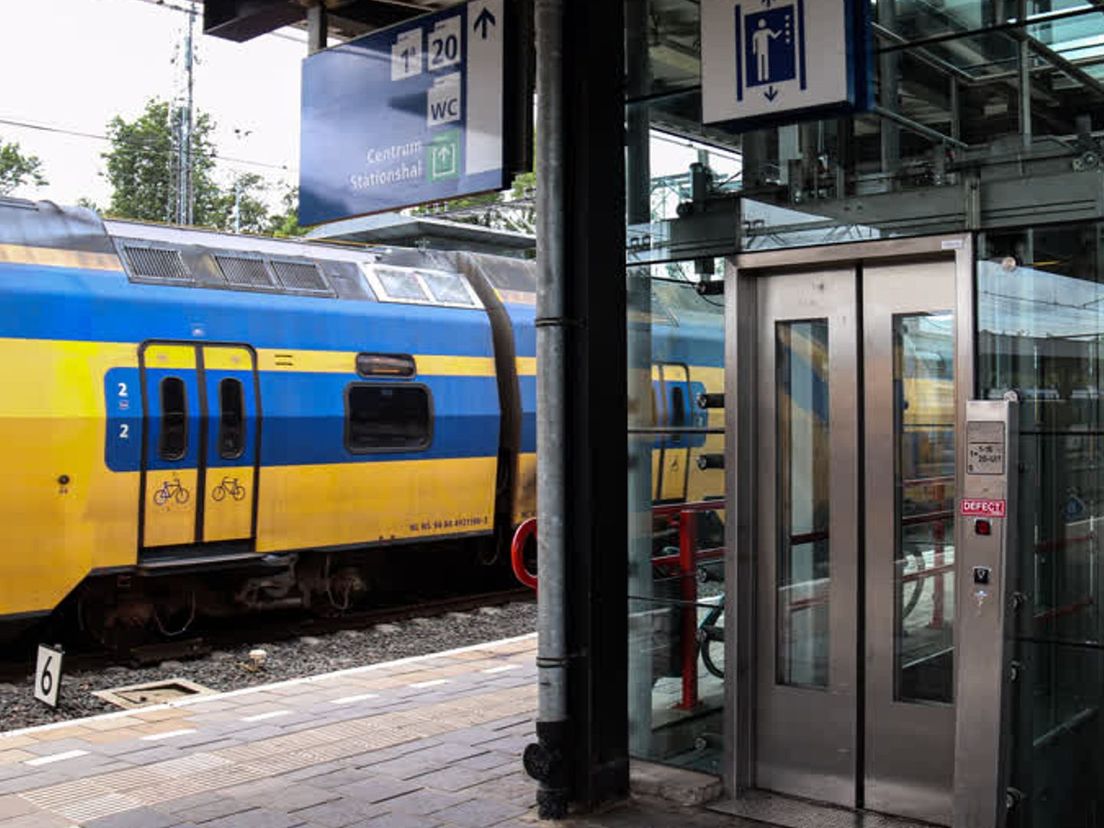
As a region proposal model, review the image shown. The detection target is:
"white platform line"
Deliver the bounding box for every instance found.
[241,710,293,722]
[24,749,89,766]
[409,679,450,689]
[140,728,197,741]
[482,664,522,674]
[330,693,380,705]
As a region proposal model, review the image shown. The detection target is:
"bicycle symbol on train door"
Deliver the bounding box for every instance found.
[212,477,247,502]
[153,477,191,506]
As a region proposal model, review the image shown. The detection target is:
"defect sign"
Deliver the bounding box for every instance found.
[34,644,63,708]
[961,499,1007,519]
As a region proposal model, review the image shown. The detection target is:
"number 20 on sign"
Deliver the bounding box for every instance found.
[34,644,64,708]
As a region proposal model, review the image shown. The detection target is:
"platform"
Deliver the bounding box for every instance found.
[0,634,774,828]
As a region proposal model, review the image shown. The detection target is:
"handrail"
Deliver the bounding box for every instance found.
[509,500,727,712]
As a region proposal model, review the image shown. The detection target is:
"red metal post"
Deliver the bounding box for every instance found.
[928,519,945,630]
[675,509,699,710]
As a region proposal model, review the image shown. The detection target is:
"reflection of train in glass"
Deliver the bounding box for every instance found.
[0,199,724,644]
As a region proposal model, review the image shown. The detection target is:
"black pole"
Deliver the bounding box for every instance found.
[525,0,629,817]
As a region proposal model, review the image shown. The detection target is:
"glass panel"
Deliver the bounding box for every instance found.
[217,379,245,460]
[978,223,1104,827]
[894,313,956,703]
[627,265,726,774]
[776,320,830,688]
[159,377,187,461]
[421,271,475,305]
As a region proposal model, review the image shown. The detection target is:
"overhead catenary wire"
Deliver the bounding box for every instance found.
[0,115,297,177]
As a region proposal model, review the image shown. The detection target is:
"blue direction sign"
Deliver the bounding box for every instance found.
[701,0,872,129]
[299,0,510,225]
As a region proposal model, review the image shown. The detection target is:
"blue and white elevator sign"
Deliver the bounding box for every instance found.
[701,0,871,128]
[299,0,512,225]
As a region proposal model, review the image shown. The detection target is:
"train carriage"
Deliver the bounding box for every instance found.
[0,198,723,641]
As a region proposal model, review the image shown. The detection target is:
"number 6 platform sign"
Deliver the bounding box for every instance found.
[34,644,64,708]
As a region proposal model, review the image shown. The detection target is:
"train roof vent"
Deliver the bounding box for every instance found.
[214,254,276,290]
[271,259,334,297]
[123,245,192,283]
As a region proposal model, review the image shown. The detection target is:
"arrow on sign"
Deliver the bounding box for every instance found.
[764,86,779,102]
[474,7,497,39]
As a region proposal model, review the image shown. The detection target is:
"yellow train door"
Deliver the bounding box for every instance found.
[140,343,201,548]
[658,363,691,502]
[200,345,258,543]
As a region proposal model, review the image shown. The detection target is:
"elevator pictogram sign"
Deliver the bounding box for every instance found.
[701,0,872,128]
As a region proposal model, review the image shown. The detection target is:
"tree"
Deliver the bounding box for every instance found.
[210,172,271,234]
[102,98,222,226]
[0,139,47,196]
[266,185,308,238]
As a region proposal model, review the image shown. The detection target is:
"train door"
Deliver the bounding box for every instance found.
[139,342,259,552]
[140,343,202,548]
[657,364,691,502]
[200,345,259,543]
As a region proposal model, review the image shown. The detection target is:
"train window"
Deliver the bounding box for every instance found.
[422,271,476,306]
[670,386,686,427]
[218,379,245,459]
[159,377,187,460]
[345,384,432,452]
[376,268,430,302]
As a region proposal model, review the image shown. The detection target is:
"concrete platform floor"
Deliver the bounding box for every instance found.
[0,633,824,828]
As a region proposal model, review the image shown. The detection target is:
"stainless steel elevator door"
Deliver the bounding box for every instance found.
[753,260,957,825]
[755,268,860,807]
[863,260,957,824]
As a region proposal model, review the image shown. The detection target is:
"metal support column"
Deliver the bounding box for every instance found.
[625,0,656,760]
[307,3,328,54]
[525,0,629,818]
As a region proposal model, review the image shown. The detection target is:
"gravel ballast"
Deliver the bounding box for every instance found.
[0,601,536,731]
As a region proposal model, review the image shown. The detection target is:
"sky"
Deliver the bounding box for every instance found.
[0,0,740,219]
[0,0,305,208]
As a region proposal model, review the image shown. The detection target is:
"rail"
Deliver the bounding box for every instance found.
[511,500,726,711]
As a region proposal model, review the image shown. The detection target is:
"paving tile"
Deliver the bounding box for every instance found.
[298,768,366,794]
[460,773,538,807]
[436,796,531,827]
[456,751,519,772]
[0,770,69,795]
[111,746,183,765]
[0,796,35,819]
[82,805,182,828]
[289,797,388,828]
[341,775,421,804]
[156,791,226,814]
[414,766,500,793]
[24,738,93,757]
[248,783,339,812]
[383,788,472,816]
[361,812,441,828]
[0,811,74,828]
[159,794,257,823]
[202,807,306,828]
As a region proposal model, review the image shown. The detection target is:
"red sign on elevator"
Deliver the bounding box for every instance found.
[960,498,1006,518]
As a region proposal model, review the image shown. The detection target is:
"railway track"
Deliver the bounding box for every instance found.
[0,586,534,682]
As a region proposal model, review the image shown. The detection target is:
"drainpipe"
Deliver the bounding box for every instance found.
[523,0,570,819]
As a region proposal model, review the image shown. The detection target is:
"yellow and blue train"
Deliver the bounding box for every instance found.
[0,198,723,641]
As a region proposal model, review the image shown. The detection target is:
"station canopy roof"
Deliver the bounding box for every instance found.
[203,0,466,43]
